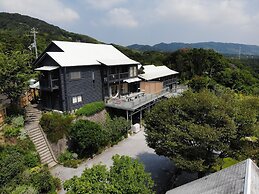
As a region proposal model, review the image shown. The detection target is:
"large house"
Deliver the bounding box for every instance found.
[35,41,181,122]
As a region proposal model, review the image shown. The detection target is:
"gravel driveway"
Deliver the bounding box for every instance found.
[51,130,175,194]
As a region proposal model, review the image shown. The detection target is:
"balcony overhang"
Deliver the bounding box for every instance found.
[35,66,59,71]
[124,77,141,83]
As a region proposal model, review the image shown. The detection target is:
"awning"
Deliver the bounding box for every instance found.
[35,66,59,71]
[124,77,141,83]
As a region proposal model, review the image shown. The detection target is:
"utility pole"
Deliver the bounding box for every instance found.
[30,27,38,59]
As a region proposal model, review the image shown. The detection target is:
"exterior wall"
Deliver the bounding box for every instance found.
[62,66,103,111]
[140,81,163,94]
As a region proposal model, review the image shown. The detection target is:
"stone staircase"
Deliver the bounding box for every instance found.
[25,104,57,168]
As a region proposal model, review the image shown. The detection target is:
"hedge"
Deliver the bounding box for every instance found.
[75,101,105,117]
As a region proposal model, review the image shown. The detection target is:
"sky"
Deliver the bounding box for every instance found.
[0,0,259,46]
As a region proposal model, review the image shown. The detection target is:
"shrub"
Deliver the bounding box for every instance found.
[105,117,131,145]
[3,125,21,137]
[68,120,108,157]
[22,165,57,193]
[11,185,37,194]
[63,159,81,168]
[0,148,26,185]
[6,104,25,117]
[40,112,74,143]
[11,116,24,128]
[75,101,105,117]
[58,150,74,163]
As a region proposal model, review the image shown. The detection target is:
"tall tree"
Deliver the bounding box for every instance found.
[0,50,33,104]
[144,90,259,174]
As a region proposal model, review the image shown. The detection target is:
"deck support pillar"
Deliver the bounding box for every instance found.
[126,110,129,121]
[140,110,142,126]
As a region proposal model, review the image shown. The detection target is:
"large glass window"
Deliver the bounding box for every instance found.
[129,66,137,77]
[70,71,81,80]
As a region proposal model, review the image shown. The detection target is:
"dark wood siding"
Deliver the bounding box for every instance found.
[64,66,103,111]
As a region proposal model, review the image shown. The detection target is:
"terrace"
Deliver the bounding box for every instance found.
[105,85,187,111]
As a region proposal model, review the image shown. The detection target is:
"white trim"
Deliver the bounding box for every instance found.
[244,159,252,194]
[124,77,141,83]
[35,66,59,71]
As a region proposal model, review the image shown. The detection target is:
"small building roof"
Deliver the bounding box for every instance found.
[138,65,178,81]
[37,41,139,67]
[166,159,259,194]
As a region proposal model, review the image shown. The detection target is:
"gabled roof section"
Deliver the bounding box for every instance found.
[138,65,178,81]
[166,159,259,194]
[36,41,139,67]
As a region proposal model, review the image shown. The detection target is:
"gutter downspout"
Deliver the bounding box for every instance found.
[63,67,69,112]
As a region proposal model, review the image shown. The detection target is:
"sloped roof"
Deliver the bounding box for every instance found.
[138,65,178,81]
[166,159,259,194]
[39,41,139,67]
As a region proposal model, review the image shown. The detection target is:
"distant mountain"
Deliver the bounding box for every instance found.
[0,12,99,54]
[128,42,259,56]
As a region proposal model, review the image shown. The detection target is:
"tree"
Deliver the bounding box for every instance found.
[0,50,33,104]
[63,155,154,194]
[68,120,108,157]
[144,89,259,175]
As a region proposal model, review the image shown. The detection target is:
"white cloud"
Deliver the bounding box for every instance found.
[155,0,251,26]
[105,8,138,28]
[85,0,126,10]
[0,0,79,22]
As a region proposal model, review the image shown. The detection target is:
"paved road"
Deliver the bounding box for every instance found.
[51,130,175,194]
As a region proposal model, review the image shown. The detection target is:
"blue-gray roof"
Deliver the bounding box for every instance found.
[166,159,259,194]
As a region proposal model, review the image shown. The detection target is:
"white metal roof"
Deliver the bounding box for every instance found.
[166,159,259,194]
[44,41,139,67]
[138,65,178,81]
[35,66,59,71]
[124,77,141,83]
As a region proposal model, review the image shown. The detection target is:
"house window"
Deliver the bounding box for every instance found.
[129,66,137,77]
[70,71,81,80]
[72,95,82,104]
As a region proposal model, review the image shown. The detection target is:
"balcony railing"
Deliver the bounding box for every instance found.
[40,78,59,91]
[108,72,129,81]
[105,85,188,111]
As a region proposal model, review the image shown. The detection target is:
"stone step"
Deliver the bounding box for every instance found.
[48,161,57,168]
[31,135,44,142]
[39,150,52,158]
[36,144,48,151]
[29,130,41,136]
[37,145,49,153]
[42,154,53,163]
[29,131,42,138]
[33,140,46,148]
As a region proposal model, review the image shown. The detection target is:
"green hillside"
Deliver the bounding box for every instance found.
[128,42,259,56]
[0,12,99,54]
